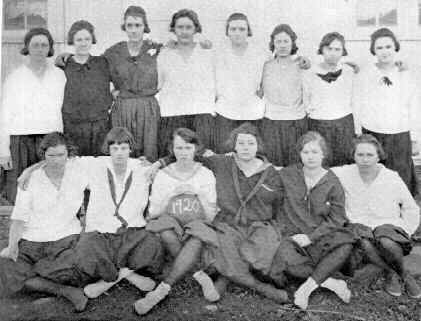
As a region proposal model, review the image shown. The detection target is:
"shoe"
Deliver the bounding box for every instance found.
[133,282,170,315]
[384,272,402,297]
[403,273,421,299]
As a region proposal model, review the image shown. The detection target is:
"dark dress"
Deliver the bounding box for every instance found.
[104,41,162,161]
[277,164,356,271]
[62,55,112,156]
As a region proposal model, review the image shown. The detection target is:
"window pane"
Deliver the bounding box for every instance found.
[26,0,47,28]
[3,0,47,30]
[3,0,25,30]
[356,0,397,27]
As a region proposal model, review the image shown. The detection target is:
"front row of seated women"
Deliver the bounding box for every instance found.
[0,123,419,314]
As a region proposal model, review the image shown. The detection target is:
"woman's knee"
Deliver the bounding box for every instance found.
[377,237,401,253]
[160,230,179,243]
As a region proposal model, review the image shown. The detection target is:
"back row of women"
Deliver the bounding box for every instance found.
[1,5,420,204]
[0,125,419,315]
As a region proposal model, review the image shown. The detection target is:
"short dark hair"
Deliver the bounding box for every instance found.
[370,27,400,55]
[21,27,54,57]
[225,13,252,37]
[121,5,151,33]
[168,127,204,158]
[296,131,329,162]
[269,24,298,54]
[351,134,386,161]
[101,127,136,155]
[67,20,97,45]
[225,122,265,156]
[38,132,78,159]
[318,32,348,56]
[169,9,202,33]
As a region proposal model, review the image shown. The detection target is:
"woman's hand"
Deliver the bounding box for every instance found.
[291,234,312,247]
[344,61,360,74]
[295,56,311,70]
[0,246,18,261]
[54,53,72,68]
[145,161,161,182]
[111,89,120,100]
[202,149,215,157]
[0,156,12,170]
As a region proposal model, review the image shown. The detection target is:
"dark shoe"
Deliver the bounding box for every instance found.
[385,272,402,297]
[404,274,421,299]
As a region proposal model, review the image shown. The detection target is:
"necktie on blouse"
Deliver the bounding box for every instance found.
[107,168,133,231]
[316,69,342,83]
[380,76,393,86]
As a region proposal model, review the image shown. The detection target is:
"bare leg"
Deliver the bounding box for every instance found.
[160,230,182,258]
[214,276,229,297]
[24,277,87,312]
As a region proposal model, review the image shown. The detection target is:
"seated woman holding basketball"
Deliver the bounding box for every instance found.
[134,128,218,315]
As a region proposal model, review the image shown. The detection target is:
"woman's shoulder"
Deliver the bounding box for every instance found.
[104,41,127,57]
[196,163,216,179]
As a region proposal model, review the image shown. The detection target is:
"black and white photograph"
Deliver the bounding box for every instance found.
[1,1,421,320]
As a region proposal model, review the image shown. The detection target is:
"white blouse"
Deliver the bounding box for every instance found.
[215,43,265,120]
[332,164,420,235]
[0,63,66,157]
[11,160,86,242]
[304,63,355,121]
[149,163,217,222]
[157,46,216,117]
[353,64,420,139]
[262,59,307,120]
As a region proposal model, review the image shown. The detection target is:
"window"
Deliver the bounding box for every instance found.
[3,0,47,31]
[356,0,398,27]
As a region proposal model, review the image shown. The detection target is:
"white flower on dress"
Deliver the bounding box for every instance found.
[147,48,157,56]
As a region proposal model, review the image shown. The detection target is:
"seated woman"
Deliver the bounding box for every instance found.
[332,134,421,298]
[154,123,289,306]
[278,131,356,309]
[17,128,164,303]
[134,128,218,315]
[0,133,88,311]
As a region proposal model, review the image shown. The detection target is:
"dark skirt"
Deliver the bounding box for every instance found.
[4,134,44,204]
[158,114,215,157]
[74,228,163,283]
[260,117,308,167]
[146,215,218,246]
[201,221,287,285]
[362,128,418,196]
[214,114,261,153]
[111,96,160,161]
[63,117,109,156]
[0,234,79,297]
[308,114,355,166]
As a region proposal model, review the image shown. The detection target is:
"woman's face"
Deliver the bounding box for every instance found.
[374,36,396,64]
[109,142,131,166]
[227,19,248,46]
[173,135,196,163]
[174,17,196,44]
[235,133,258,161]
[45,144,68,170]
[322,39,343,65]
[354,143,379,170]
[300,140,324,170]
[273,32,293,57]
[124,15,145,42]
[73,29,92,56]
[28,34,50,61]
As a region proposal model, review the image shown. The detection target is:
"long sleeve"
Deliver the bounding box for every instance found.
[308,180,348,241]
[0,73,16,157]
[408,78,421,141]
[397,175,420,235]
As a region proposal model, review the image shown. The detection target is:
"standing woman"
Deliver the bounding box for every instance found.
[278,132,356,309]
[104,6,162,160]
[306,32,356,166]
[0,28,66,203]
[354,28,420,195]
[157,9,216,156]
[61,20,112,156]
[213,13,265,153]
[261,24,308,167]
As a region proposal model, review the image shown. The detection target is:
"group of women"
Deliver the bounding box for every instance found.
[0,4,420,315]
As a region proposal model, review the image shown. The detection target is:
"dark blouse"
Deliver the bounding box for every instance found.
[62,55,112,121]
[278,164,348,241]
[103,41,161,99]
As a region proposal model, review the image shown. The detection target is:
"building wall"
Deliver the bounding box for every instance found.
[2,0,421,80]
